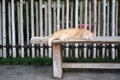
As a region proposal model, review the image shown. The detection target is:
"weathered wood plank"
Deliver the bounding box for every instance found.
[30,36,120,44]
[30,37,48,44]
[62,63,120,69]
[53,44,63,78]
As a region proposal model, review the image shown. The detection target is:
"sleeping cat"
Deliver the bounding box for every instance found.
[48,28,94,46]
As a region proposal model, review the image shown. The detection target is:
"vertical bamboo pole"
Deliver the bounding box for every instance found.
[45,1,48,36]
[93,0,97,59]
[88,0,91,57]
[75,0,78,58]
[66,0,69,58]
[106,0,110,37]
[97,0,101,57]
[61,1,65,29]
[98,0,101,36]
[84,0,88,59]
[115,0,118,36]
[69,1,73,57]
[57,0,60,30]
[79,0,83,57]
[0,1,2,57]
[84,0,88,30]
[80,0,83,28]
[35,1,39,57]
[20,0,25,58]
[111,0,115,59]
[66,0,69,29]
[26,1,30,57]
[44,1,48,57]
[39,0,43,57]
[75,0,78,31]
[17,1,21,56]
[106,0,110,57]
[56,0,61,57]
[102,0,106,58]
[53,1,56,32]
[89,1,92,31]
[48,0,52,58]
[8,2,12,56]
[35,1,39,36]
[91,0,94,30]
[115,0,118,58]
[31,0,35,58]
[2,0,6,58]
[48,0,52,35]
[61,0,65,57]
[11,0,16,58]
[70,1,73,28]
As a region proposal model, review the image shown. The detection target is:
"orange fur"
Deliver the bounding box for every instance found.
[48,28,93,46]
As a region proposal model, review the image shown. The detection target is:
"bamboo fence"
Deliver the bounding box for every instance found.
[0,0,119,59]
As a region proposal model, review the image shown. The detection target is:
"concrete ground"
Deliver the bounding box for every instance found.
[0,65,120,80]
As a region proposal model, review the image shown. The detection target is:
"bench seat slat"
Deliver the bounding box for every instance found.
[30,36,120,44]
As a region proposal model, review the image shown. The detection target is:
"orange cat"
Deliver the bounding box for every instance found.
[48,28,94,46]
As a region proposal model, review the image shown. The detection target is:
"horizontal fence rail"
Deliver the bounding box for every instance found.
[0,0,120,59]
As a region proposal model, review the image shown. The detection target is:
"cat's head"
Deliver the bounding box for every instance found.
[82,30,94,40]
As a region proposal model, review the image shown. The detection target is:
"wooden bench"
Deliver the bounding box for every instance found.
[30,36,120,78]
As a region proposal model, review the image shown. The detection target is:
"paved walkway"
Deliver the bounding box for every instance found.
[0,65,120,80]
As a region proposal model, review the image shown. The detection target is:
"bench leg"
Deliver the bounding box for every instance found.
[52,44,63,78]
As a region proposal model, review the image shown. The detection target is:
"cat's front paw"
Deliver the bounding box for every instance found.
[83,37,93,40]
[48,38,52,46]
